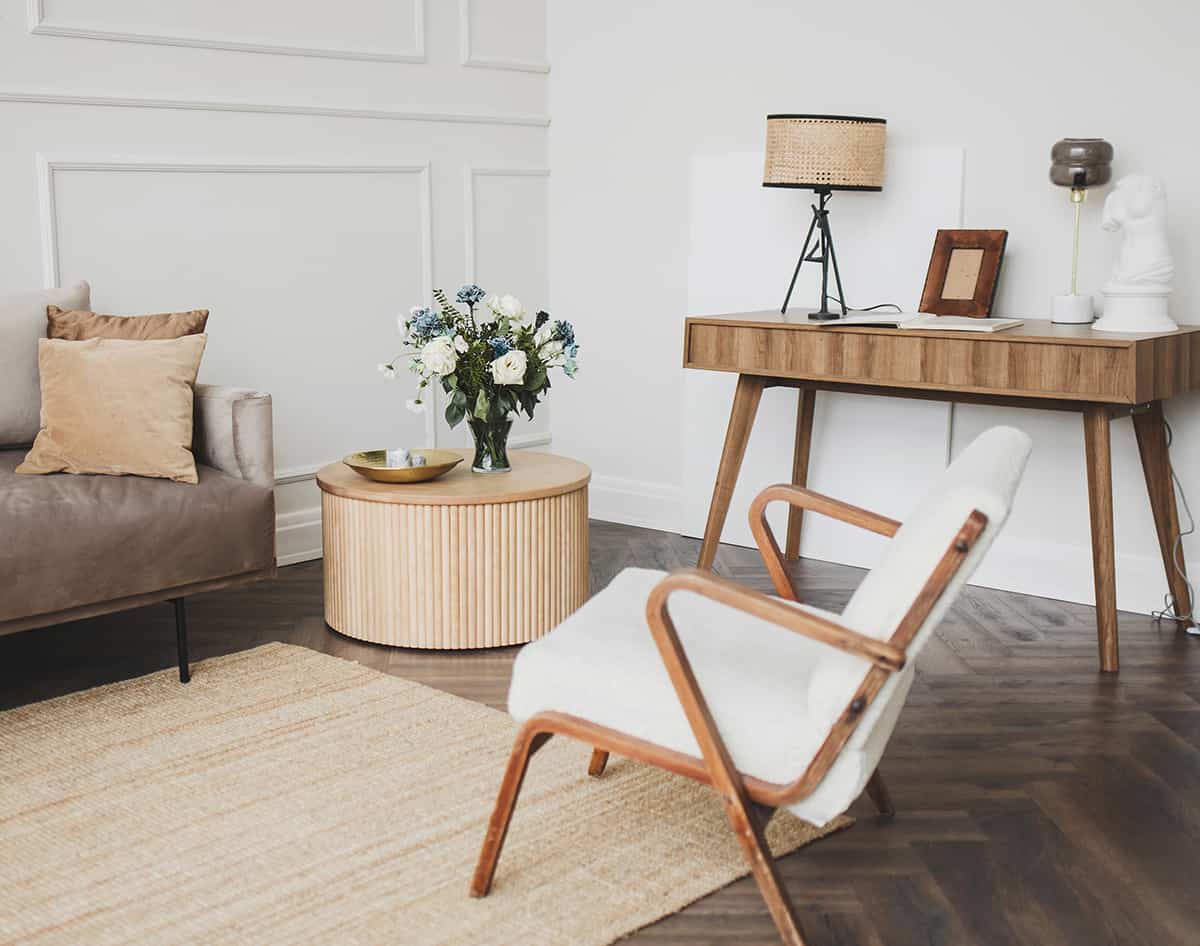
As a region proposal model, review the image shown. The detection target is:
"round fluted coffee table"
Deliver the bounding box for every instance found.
[316,449,590,649]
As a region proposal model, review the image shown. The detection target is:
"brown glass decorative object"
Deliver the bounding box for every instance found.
[919,229,1008,317]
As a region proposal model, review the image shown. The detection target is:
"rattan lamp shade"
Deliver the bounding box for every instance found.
[763,114,886,191]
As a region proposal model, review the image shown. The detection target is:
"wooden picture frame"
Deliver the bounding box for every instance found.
[919,229,1008,317]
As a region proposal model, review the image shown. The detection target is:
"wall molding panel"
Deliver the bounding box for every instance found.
[458,0,549,73]
[463,166,550,281]
[26,0,427,64]
[0,90,550,128]
[36,157,434,304]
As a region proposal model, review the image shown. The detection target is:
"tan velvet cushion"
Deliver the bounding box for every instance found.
[47,305,208,340]
[17,335,207,484]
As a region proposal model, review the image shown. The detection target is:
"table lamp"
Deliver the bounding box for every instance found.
[764,114,886,318]
[1049,137,1113,323]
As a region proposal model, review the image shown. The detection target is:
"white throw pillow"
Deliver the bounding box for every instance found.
[0,282,91,447]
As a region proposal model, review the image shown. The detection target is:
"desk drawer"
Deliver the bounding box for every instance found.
[684,323,1200,403]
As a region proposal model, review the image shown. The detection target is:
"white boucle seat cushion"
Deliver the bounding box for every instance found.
[508,567,890,823]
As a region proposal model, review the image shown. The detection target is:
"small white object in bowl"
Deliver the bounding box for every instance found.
[411,454,427,467]
[385,448,412,468]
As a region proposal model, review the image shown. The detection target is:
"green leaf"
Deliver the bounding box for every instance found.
[525,366,547,392]
[473,388,490,420]
[452,388,468,408]
[445,399,466,428]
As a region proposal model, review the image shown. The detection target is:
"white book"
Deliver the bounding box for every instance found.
[819,312,1024,333]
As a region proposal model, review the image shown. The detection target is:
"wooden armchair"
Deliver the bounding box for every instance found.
[470,427,1032,945]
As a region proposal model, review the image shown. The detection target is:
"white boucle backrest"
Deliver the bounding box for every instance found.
[842,425,1032,644]
[804,426,1032,734]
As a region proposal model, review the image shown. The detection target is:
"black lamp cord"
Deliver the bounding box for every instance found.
[825,295,903,313]
[1149,418,1200,635]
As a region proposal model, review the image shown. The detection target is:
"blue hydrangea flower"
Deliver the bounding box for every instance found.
[488,337,512,357]
[553,320,576,347]
[409,307,445,341]
[456,284,486,306]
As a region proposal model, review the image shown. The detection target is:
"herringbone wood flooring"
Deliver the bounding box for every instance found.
[3,521,1200,946]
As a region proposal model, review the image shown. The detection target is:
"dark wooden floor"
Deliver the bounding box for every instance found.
[4,521,1200,946]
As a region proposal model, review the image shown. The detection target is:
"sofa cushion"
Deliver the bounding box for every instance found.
[0,449,274,625]
[0,282,91,448]
[17,335,207,484]
[47,305,209,340]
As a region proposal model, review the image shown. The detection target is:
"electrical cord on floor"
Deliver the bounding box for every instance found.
[1148,417,1200,636]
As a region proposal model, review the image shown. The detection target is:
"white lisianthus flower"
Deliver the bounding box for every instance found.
[406,398,426,413]
[453,334,469,354]
[377,362,396,379]
[533,321,557,347]
[420,335,458,376]
[539,340,565,367]
[487,294,525,322]
[490,348,528,386]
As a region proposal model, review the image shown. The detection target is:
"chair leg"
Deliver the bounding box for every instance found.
[470,728,551,897]
[865,768,894,818]
[724,797,809,946]
[587,749,609,777]
[172,598,190,684]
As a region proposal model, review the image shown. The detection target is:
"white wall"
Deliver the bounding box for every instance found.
[1,0,550,565]
[549,0,1200,615]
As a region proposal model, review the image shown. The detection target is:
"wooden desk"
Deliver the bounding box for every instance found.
[684,310,1200,672]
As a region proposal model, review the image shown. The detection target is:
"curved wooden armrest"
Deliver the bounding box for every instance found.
[749,484,901,600]
[646,568,906,673]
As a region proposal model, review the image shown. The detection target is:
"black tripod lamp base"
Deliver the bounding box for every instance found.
[780,188,848,320]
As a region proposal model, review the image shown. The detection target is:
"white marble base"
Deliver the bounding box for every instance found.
[1094,287,1176,333]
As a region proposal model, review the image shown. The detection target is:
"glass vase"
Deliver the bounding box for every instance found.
[467,417,512,473]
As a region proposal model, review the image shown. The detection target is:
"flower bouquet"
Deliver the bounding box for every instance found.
[380,284,579,473]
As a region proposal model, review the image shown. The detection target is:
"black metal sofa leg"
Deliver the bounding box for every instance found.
[172,598,191,683]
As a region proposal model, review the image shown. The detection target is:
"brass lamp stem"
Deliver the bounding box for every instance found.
[1070,187,1086,296]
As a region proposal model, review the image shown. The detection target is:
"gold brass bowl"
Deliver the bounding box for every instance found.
[342,449,463,484]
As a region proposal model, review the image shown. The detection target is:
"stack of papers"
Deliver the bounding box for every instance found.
[821,312,1023,333]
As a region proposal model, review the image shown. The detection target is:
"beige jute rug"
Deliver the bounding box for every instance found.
[0,643,849,946]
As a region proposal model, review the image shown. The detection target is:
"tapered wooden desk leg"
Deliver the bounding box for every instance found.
[698,375,766,570]
[1132,401,1192,622]
[785,388,816,561]
[1083,406,1119,672]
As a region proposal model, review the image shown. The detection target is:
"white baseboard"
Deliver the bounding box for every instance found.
[587,474,683,534]
[276,507,322,566]
[273,432,555,566]
[972,533,1192,618]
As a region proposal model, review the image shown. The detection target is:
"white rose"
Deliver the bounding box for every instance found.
[490,348,528,386]
[487,294,525,322]
[420,335,458,376]
[453,334,469,353]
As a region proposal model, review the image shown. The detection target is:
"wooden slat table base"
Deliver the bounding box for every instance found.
[318,452,590,649]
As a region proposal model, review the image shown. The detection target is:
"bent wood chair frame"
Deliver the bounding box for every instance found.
[470,484,988,946]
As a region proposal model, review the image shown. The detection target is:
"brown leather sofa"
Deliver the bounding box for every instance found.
[0,384,277,681]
